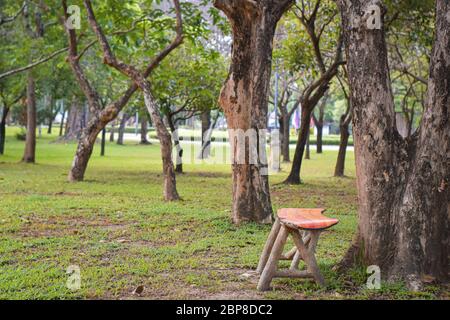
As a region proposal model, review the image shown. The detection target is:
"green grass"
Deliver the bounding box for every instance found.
[0,127,444,300]
[119,126,354,146]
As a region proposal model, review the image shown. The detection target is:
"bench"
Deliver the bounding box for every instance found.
[257,208,339,291]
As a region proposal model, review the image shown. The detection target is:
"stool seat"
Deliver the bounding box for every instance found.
[278,208,339,230]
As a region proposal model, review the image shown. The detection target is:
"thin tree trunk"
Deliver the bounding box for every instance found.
[117,113,129,145]
[198,113,218,160]
[109,121,115,142]
[281,113,290,162]
[199,110,211,159]
[168,115,183,173]
[100,128,106,156]
[334,118,349,177]
[142,83,179,200]
[59,109,66,137]
[315,124,322,153]
[22,71,36,163]
[214,0,294,223]
[47,96,54,134]
[140,117,150,144]
[0,106,9,155]
[284,107,312,184]
[337,0,449,286]
[305,128,310,160]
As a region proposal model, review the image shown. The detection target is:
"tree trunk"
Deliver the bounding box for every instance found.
[199,110,211,159]
[284,107,312,184]
[305,129,310,160]
[0,106,9,155]
[214,0,293,224]
[168,115,183,173]
[59,108,66,137]
[47,119,53,135]
[109,121,115,142]
[142,82,179,200]
[337,0,449,287]
[315,123,323,154]
[198,113,218,160]
[22,71,36,163]
[63,98,83,140]
[281,113,290,162]
[68,122,102,181]
[334,117,349,177]
[140,117,150,144]
[100,128,106,156]
[117,113,129,145]
[47,95,54,134]
[314,93,328,154]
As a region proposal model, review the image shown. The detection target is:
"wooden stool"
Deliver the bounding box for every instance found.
[257,208,339,291]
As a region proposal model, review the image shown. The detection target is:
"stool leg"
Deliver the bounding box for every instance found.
[257,225,289,291]
[290,232,312,270]
[291,229,325,286]
[290,250,301,270]
[257,219,281,273]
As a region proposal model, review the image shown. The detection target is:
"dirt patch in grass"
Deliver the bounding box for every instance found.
[17,215,134,238]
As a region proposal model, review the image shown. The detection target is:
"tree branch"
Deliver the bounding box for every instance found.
[0,47,68,80]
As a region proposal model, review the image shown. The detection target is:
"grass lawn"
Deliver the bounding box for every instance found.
[0,127,445,300]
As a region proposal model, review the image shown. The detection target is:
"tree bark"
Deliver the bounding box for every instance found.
[305,126,311,160]
[214,0,294,224]
[284,107,312,184]
[63,98,83,140]
[142,83,179,200]
[100,127,106,156]
[117,113,129,145]
[167,115,183,173]
[337,0,449,287]
[47,95,54,134]
[0,106,9,155]
[140,117,150,144]
[109,121,115,142]
[334,116,350,177]
[199,110,211,159]
[314,94,328,154]
[281,113,290,162]
[22,71,36,163]
[59,108,66,137]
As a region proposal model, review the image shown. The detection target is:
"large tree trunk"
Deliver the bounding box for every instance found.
[337,0,449,287]
[142,83,179,200]
[22,71,36,163]
[284,107,312,184]
[334,116,350,177]
[214,0,293,224]
[117,113,129,145]
[0,106,9,155]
